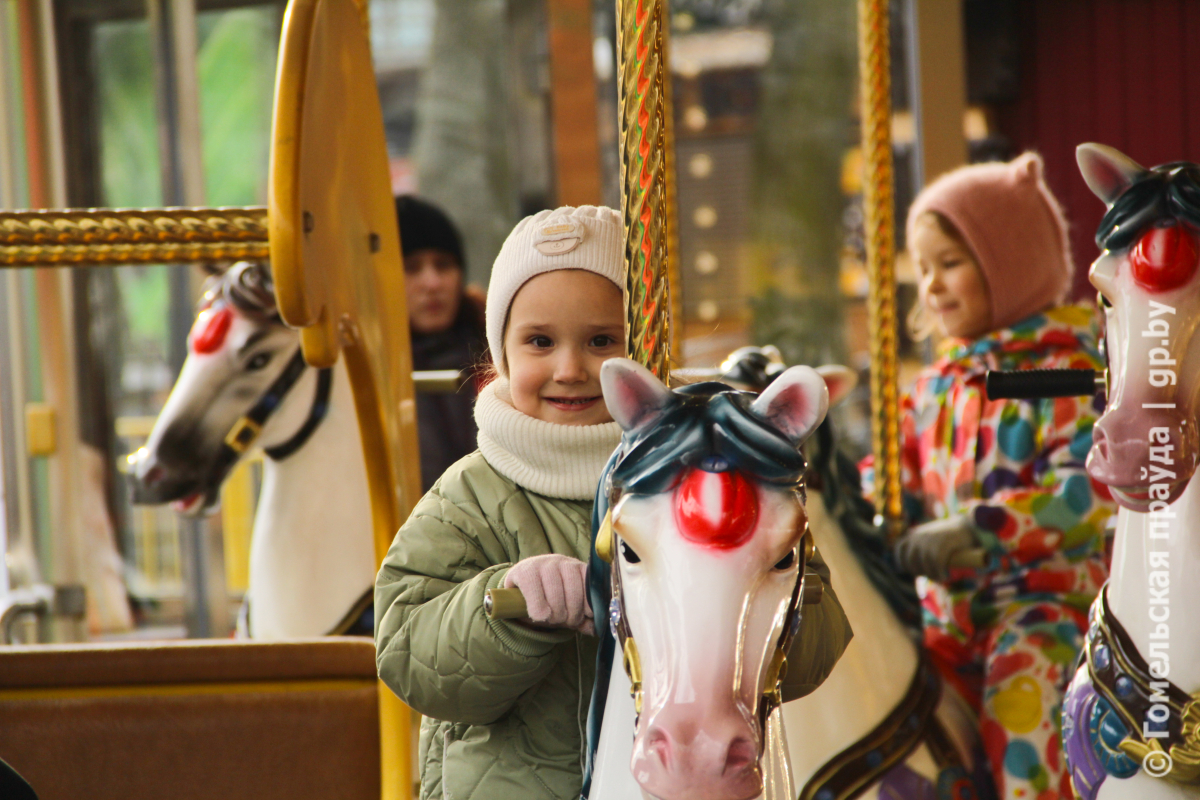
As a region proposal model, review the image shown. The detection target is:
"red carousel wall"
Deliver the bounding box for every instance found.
[995,0,1200,299]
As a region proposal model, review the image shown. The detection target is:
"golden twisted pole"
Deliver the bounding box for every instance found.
[858,0,903,531]
[0,207,269,267]
[616,0,677,380]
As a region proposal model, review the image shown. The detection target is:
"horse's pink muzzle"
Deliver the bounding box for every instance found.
[632,707,762,800]
[1087,409,1198,510]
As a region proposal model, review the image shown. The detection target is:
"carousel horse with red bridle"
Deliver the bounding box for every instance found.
[127,261,375,639]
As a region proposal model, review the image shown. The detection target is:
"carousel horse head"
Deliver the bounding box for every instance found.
[592,358,833,800]
[128,260,313,514]
[1077,144,1200,509]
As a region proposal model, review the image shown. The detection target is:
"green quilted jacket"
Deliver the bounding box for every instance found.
[375,451,853,800]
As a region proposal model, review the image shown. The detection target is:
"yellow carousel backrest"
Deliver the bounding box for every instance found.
[269,0,422,566]
[267,2,419,797]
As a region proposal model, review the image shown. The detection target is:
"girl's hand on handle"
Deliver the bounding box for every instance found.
[893,515,984,581]
[502,554,594,635]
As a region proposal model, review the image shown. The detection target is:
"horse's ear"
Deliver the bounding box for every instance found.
[600,358,673,432]
[1077,143,1146,206]
[816,364,856,407]
[750,365,829,444]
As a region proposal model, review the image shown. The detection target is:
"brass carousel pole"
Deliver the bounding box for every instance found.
[858,0,903,533]
[0,207,268,266]
[615,0,678,379]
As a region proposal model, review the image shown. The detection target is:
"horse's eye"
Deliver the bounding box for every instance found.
[246,352,272,371]
[773,550,796,570]
[619,541,641,564]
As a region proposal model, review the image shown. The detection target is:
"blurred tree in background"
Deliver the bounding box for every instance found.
[749,0,856,369]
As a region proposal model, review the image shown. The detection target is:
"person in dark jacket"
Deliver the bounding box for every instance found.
[397,195,487,491]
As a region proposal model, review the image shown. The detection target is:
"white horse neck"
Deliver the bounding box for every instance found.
[1107,476,1200,694]
[782,493,921,785]
[247,359,376,639]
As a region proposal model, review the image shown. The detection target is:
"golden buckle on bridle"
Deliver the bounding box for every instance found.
[224,416,262,453]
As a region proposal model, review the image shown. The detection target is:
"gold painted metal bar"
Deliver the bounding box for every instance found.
[615,0,677,380]
[857,0,903,532]
[0,207,268,267]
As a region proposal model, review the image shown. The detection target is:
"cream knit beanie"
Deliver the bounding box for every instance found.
[486,206,624,375]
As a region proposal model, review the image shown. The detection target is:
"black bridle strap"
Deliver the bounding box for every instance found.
[216,348,328,479]
[264,365,332,461]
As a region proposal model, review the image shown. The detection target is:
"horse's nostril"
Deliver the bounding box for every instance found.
[143,466,165,486]
[723,737,755,774]
[646,728,671,767]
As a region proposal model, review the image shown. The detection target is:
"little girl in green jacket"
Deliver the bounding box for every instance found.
[375,205,853,800]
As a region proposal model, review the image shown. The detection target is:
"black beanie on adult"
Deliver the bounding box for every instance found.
[395,195,465,269]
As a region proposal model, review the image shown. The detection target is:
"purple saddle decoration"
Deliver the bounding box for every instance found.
[1063,662,1108,800]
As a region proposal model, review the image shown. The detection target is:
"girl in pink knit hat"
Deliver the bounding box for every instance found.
[885,153,1116,800]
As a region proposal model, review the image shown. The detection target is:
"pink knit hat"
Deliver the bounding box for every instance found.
[906,152,1073,329]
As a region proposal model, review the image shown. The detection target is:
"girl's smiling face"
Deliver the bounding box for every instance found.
[911,212,994,340]
[504,269,625,425]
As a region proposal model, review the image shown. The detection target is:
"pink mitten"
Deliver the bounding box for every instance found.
[502,554,594,635]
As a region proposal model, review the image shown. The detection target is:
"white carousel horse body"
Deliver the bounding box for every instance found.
[782,492,977,798]
[1091,474,1200,800]
[1094,480,1200,800]
[245,358,374,638]
[132,283,375,640]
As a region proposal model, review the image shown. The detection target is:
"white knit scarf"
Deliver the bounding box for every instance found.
[474,378,622,500]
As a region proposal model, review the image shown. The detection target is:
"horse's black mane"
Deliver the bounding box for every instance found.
[1097,161,1200,251]
[607,381,808,496]
[805,419,921,630]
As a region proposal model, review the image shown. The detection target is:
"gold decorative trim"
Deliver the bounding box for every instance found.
[0,207,268,267]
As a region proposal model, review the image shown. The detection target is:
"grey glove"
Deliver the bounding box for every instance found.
[893,515,984,581]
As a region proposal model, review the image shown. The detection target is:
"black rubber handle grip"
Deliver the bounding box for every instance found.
[985,369,1098,400]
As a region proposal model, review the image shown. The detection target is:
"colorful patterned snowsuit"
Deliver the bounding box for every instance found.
[883,306,1115,800]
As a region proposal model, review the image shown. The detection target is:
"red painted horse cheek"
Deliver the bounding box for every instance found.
[190,306,232,355]
[673,468,759,550]
[1131,224,1199,292]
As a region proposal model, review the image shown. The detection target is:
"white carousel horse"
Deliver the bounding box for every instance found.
[583,358,831,800]
[580,359,983,800]
[718,348,985,800]
[1060,144,1200,799]
[128,261,374,639]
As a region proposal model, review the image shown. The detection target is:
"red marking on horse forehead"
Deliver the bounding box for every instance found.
[673,468,759,550]
[1130,224,1199,292]
[190,306,233,355]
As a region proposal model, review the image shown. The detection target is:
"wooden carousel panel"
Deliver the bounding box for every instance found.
[0,639,379,800]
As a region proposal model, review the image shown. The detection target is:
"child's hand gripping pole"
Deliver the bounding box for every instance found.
[484,555,595,635]
[893,516,987,581]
